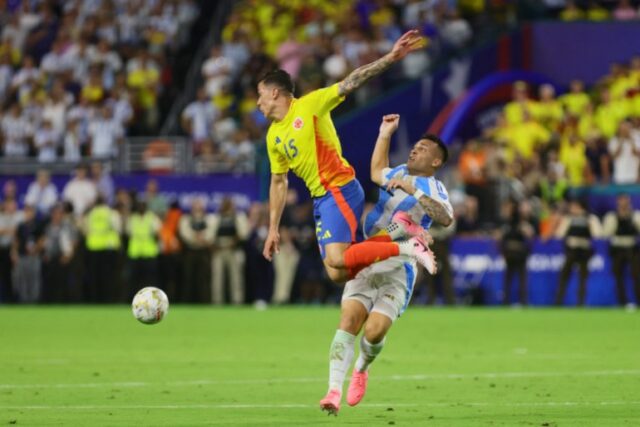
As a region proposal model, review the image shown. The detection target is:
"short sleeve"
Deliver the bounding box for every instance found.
[380,164,407,186]
[299,83,345,116]
[266,133,289,174]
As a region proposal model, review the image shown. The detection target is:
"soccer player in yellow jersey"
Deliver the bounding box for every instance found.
[257,30,442,284]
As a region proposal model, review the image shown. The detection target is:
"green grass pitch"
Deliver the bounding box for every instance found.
[1,306,639,426]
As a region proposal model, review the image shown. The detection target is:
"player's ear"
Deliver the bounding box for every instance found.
[432,158,442,168]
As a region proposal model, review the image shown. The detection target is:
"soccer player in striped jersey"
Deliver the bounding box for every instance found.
[257,30,435,285]
[320,114,454,415]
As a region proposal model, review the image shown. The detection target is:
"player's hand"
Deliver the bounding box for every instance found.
[262,228,280,261]
[422,230,434,246]
[389,30,427,62]
[386,178,416,195]
[379,114,400,137]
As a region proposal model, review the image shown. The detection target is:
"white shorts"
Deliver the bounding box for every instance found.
[342,256,418,321]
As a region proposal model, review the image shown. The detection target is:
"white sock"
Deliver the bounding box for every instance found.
[328,329,356,392]
[398,240,415,256]
[355,336,385,372]
[385,222,405,241]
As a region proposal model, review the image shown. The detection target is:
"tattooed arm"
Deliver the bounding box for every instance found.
[338,30,425,97]
[386,178,454,227]
[416,194,454,227]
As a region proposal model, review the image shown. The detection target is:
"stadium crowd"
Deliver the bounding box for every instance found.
[181,0,478,172]
[0,0,199,161]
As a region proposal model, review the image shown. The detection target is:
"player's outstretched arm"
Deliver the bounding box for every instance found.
[263,173,288,261]
[371,114,400,185]
[338,30,425,97]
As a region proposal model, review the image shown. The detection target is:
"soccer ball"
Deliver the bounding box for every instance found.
[131,287,169,324]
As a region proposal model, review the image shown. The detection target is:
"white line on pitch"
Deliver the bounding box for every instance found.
[2,369,640,390]
[1,401,640,411]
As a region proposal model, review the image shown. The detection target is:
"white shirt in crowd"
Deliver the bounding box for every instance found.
[88,118,124,158]
[40,50,72,75]
[24,182,59,215]
[34,127,60,163]
[63,178,98,216]
[1,113,32,157]
[182,101,217,141]
[63,129,82,162]
[0,63,12,100]
[42,101,68,135]
[609,132,640,184]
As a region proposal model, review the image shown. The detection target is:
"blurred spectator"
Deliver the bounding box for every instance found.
[0,199,22,303]
[2,179,17,203]
[559,0,585,21]
[559,80,590,118]
[272,190,301,305]
[1,103,33,157]
[554,199,602,306]
[458,139,490,223]
[24,169,58,218]
[584,136,611,184]
[34,119,59,163]
[63,165,97,216]
[210,197,250,305]
[602,194,640,309]
[504,81,536,126]
[181,87,217,146]
[11,205,44,303]
[63,118,82,162]
[499,199,535,306]
[455,196,481,235]
[202,45,232,97]
[613,0,638,20]
[422,221,456,305]
[245,202,274,305]
[534,84,563,132]
[609,120,640,184]
[126,201,161,299]
[558,133,587,186]
[179,198,214,303]
[84,196,121,303]
[91,161,115,206]
[143,179,168,218]
[586,0,610,21]
[88,106,124,159]
[219,129,256,172]
[42,204,77,303]
[158,201,182,302]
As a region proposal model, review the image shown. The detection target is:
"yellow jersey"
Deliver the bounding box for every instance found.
[266,84,355,198]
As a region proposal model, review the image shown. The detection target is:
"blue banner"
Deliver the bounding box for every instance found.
[449,238,636,306]
[0,174,259,212]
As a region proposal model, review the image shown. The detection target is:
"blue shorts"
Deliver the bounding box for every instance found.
[313,179,365,259]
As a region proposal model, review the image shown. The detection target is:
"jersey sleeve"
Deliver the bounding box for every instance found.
[299,83,345,116]
[266,132,289,174]
[380,164,408,186]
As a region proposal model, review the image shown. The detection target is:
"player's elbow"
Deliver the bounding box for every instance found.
[440,216,453,228]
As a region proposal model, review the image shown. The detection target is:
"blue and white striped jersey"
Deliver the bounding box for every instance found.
[355,164,453,317]
[363,164,453,238]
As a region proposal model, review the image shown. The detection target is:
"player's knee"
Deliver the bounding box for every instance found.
[339,312,362,334]
[324,251,345,271]
[326,268,348,284]
[364,320,388,344]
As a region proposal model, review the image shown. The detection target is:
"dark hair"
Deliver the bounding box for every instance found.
[259,69,294,95]
[420,133,448,164]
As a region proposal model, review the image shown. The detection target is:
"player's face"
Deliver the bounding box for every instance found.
[407,139,442,172]
[256,82,276,120]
